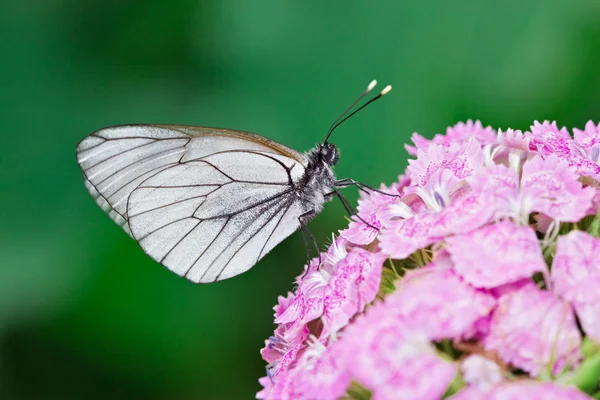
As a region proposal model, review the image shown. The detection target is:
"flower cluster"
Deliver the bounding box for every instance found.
[257,120,600,399]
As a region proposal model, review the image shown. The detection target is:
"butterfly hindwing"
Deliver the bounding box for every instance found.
[76,124,307,282]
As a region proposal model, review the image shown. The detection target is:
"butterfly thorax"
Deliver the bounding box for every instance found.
[299,143,339,214]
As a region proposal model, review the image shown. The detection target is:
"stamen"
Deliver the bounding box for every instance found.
[591,147,599,163]
[434,192,446,208]
[266,365,276,383]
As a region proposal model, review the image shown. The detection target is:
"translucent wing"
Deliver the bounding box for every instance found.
[76,124,308,282]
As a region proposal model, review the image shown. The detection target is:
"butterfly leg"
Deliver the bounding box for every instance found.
[331,190,379,230]
[298,211,322,278]
[335,178,402,198]
[335,178,371,195]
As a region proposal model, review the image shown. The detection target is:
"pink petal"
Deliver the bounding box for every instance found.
[566,152,600,179]
[292,341,351,400]
[272,292,297,318]
[552,230,600,342]
[388,258,496,340]
[530,120,570,139]
[521,155,595,222]
[449,382,592,400]
[552,230,600,304]
[339,219,379,245]
[497,128,532,152]
[340,185,401,245]
[321,248,385,335]
[573,120,600,149]
[407,136,485,188]
[446,119,497,145]
[469,163,519,218]
[339,302,457,400]
[432,191,495,237]
[378,211,443,259]
[447,221,546,288]
[483,284,582,376]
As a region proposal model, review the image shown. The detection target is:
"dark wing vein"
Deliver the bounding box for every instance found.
[107,162,187,202]
[121,164,197,207]
[183,217,231,278]
[214,197,295,282]
[138,216,200,241]
[159,219,202,264]
[197,188,294,220]
[128,194,211,218]
[195,160,235,180]
[95,142,188,186]
[208,195,293,282]
[256,200,295,261]
[202,150,295,185]
[85,139,158,170]
[77,139,107,153]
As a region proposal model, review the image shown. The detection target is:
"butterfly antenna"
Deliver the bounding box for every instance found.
[323,80,378,144]
[324,84,392,143]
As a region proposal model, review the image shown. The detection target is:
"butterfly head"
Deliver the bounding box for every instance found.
[318,142,339,166]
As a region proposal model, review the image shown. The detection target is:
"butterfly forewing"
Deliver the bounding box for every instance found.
[77,124,308,283]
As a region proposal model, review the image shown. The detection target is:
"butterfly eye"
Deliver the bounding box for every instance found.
[319,144,338,165]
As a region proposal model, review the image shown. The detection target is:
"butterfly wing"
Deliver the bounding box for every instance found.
[77,124,308,283]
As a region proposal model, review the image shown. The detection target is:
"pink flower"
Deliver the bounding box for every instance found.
[447,120,497,145]
[259,119,600,399]
[379,190,494,260]
[497,128,532,152]
[388,255,496,340]
[258,338,351,400]
[321,248,386,336]
[378,210,443,259]
[573,120,600,149]
[567,153,600,180]
[552,230,600,342]
[275,260,326,329]
[405,132,434,157]
[407,136,484,189]
[276,240,386,339]
[470,154,594,222]
[405,120,496,155]
[447,221,547,288]
[530,120,571,140]
[449,382,592,400]
[275,238,350,328]
[526,120,600,179]
[339,301,458,400]
[256,370,295,400]
[290,340,350,400]
[431,191,494,237]
[469,163,519,219]
[521,155,594,222]
[340,181,406,245]
[260,292,309,378]
[484,283,582,376]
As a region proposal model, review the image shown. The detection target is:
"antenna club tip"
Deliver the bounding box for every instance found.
[381,85,392,95]
[367,80,377,92]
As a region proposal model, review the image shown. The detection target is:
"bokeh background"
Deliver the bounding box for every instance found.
[2,1,600,398]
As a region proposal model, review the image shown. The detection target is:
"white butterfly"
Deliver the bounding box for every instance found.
[76,81,392,283]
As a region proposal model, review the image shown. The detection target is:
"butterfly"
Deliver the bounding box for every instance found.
[76,80,392,283]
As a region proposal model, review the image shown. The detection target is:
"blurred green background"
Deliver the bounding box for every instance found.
[1,1,600,398]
